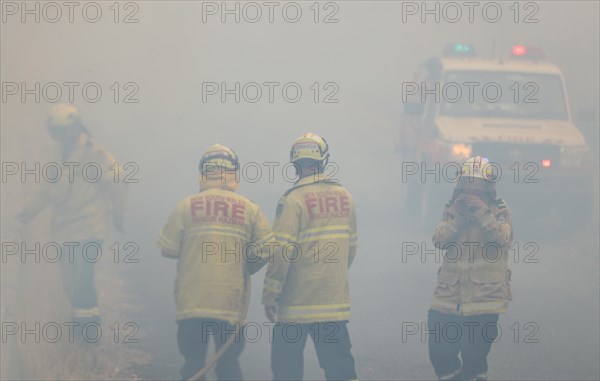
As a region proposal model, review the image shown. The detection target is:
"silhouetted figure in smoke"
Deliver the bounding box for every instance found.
[17,104,128,339]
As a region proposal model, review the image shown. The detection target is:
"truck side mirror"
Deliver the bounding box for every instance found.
[404,102,424,116]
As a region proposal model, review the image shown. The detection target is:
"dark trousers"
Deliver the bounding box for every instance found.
[271,321,357,381]
[427,309,499,381]
[60,240,101,322]
[177,318,245,381]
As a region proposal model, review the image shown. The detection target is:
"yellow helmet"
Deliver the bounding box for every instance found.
[47,104,82,128]
[290,133,330,163]
[459,156,497,181]
[199,144,239,174]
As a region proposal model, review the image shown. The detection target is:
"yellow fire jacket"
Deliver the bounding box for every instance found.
[18,137,127,243]
[157,184,275,323]
[431,198,513,316]
[262,173,358,323]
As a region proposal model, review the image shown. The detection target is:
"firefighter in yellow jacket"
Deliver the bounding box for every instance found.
[262,133,358,381]
[428,156,513,381]
[16,104,127,330]
[157,144,275,381]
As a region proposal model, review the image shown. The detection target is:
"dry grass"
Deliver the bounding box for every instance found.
[1,135,154,380]
[4,228,153,381]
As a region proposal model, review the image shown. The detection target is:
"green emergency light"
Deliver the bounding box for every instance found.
[443,43,476,57]
[454,44,471,53]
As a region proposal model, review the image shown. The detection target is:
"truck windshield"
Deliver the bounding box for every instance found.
[439,71,569,120]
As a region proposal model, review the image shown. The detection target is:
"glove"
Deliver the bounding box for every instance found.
[455,194,487,221]
[464,194,487,212]
[264,305,277,323]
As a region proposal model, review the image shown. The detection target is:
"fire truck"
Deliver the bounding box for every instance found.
[399,43,594,228]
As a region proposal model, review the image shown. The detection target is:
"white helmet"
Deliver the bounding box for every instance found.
[199,144,239,174]
[47,104,82,127]
[459,156,497,182]
[290,133,330,163]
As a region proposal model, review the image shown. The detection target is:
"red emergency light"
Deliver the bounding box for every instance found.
[511,45,545,60]
[512,45,527,56]
[541,159,552,168]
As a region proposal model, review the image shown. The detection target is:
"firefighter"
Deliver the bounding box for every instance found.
[428,156,513,381]
[262,133,358,381]
[16,104,127,332]
[157,144,276,381]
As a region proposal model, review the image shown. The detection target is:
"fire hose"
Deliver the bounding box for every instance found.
[187,271,252,381]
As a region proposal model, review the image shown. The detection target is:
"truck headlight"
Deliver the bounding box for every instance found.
[451,143,473,159]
